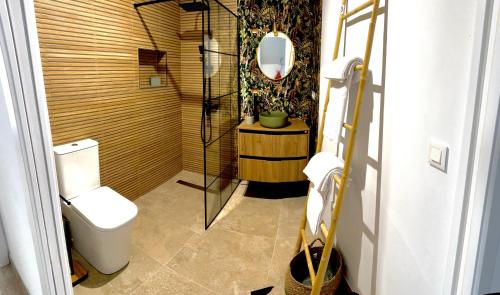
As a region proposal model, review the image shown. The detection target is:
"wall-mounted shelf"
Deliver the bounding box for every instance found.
[138,48,167,88]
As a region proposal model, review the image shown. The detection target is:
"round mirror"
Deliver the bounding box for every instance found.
[204,35,220,78]
[257,31,295,80]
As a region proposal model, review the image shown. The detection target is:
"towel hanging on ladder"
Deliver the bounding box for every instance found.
[322,56,363,154]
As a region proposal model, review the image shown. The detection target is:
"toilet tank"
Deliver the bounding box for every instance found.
[53,139,100,199]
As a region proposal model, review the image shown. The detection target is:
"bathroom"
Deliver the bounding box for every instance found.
[33,0,323,293]
[1,0,500,295]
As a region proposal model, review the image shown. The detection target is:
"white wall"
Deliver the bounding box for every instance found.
[0,43,43,294]
[319,0,478,294]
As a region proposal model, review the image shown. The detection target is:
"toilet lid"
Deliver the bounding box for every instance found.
[71,186,138,232]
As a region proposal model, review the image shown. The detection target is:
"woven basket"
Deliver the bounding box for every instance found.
[285,239,343,295]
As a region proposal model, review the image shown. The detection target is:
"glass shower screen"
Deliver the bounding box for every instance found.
[201,0,240,228]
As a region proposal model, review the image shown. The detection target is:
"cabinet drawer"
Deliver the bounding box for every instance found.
[239,158,308,182]
[239,133,308,157]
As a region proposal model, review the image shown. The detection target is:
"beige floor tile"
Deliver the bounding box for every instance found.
[213,182,247,223]
[0,264,28,295]
[152,171,205,198]
[169,228,274,273]
[169,250,269,295]
[72,250,116,292]
[132,213,197,265]
[73,284,110,295]
[130,266,215,295]
[143,171,206,233]
[267,236,296,291]
[212,196,281,238]
[74,246,162,294]
[107,247,163,293]
[268,286,286,295]
[167,228,275,294]
[170,170,205,186]
[134,190,179,219]
[161,193,205,233]
[277,196,307,239]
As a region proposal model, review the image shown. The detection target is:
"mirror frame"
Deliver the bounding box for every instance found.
[256,31,295,81]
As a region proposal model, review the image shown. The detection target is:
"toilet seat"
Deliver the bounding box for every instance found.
[71,186,137,232]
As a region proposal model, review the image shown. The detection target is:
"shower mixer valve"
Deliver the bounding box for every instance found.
[204,100,219,114]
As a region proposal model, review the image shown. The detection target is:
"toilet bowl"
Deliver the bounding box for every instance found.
[54,139,138,274]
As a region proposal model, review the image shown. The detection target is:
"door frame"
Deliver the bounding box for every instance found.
[447,0,500,294]
[0,0,72,293]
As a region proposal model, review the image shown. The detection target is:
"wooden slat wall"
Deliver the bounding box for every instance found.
[34,0,183,200]
[180,0,237,174]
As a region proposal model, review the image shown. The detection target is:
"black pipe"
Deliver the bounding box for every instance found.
[63,216,74,275]
[60,195,71,206]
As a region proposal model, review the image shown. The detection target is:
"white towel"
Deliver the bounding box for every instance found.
[322,56,363,153]
[323,56,363,80]
[303,152,344,193]
[306,187,325,235]
[304,152,345,234]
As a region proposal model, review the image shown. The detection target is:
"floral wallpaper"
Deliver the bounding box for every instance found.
[238,0,322,126]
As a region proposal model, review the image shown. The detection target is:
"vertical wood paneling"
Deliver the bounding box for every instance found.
[34,0,183,200]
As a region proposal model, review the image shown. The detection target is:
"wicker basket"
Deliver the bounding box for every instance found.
[285,239,343,295]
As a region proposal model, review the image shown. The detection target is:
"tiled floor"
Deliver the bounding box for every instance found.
[73,170,313,295]
[0,264,28,295]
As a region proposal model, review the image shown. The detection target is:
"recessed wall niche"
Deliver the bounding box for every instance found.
[138,48,167,88]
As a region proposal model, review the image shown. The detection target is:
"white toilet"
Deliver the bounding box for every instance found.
[53,139,138,274]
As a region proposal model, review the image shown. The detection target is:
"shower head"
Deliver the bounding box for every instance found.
[179,1,208,12]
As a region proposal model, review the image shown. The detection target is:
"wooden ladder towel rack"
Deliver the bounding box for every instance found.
[293,1,381,294]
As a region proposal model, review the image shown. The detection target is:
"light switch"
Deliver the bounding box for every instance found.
[430,146,442,163]
[429,141,448,172]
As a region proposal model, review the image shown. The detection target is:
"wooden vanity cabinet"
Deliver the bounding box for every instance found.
[238,119,310,182]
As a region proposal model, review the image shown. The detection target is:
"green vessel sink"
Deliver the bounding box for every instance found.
[259,111,289,128]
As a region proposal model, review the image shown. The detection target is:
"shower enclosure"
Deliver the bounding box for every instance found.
[134,0,240,229]
[201,0,240,228]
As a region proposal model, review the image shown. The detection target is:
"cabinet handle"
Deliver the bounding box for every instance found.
[239,155,307,161]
